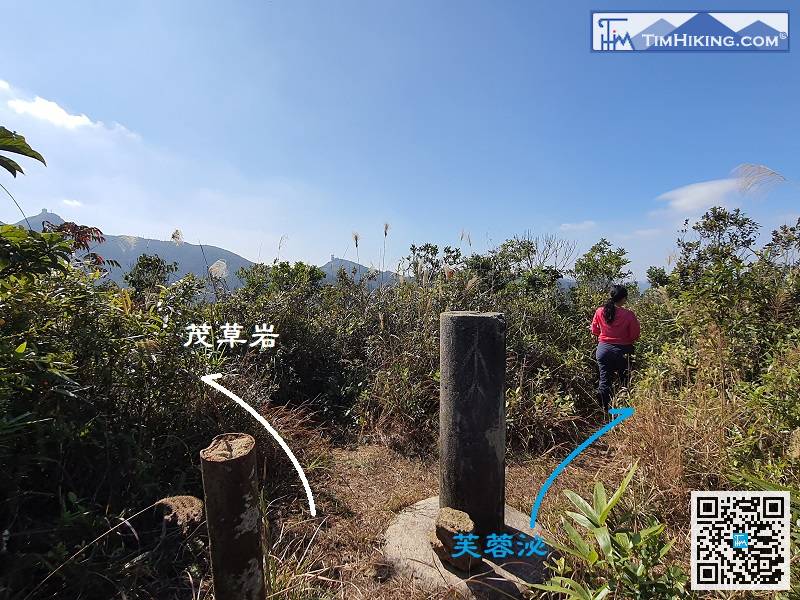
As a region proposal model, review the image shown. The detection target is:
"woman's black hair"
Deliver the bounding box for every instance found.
[603,284,628,323]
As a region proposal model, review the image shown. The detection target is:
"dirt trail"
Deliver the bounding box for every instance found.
[292,440,633,599]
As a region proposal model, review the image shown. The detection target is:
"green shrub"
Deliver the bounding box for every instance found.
[5,202,800,598]
[533,465,693,600]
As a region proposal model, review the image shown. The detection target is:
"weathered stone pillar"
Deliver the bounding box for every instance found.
[200,433,267,600]
[439,311,506,535]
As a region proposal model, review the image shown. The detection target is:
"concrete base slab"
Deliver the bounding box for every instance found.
[384,496,548,599]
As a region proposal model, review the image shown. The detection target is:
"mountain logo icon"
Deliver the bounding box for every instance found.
[592,11,789,53]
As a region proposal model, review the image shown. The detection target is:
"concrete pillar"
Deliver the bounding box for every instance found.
[439,311,506,535]
[200,433,267,600]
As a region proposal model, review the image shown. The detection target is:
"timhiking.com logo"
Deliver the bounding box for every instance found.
[592,12,789,52]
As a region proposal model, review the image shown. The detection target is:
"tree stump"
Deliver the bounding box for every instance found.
[200,433,267,600]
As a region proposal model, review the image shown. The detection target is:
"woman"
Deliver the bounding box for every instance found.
[590,284,640,412]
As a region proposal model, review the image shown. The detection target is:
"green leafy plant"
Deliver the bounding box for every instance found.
[4,200,800,599]
[124,252,179,295]
[0,126,45,177]
[532,464,693,599]
[0,225,70,280]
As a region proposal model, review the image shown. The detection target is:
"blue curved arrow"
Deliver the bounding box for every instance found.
[529,407,634,530]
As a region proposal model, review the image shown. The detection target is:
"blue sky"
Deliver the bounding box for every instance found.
[1,0,798,277]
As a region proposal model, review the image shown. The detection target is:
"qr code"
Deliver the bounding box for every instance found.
[691,491,790,590]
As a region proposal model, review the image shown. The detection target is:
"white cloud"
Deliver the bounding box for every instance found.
[8,96,95,129]
[559,220,596,232]
[61,198,83,207]
[656,178,740,215]
[0,80,9,91]
[0,80,331,268]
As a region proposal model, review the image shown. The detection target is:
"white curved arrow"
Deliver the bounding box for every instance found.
[200,373,317,516]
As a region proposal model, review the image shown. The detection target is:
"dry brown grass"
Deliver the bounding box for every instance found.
[265,423,777,599]
[266,436,634,599]
[273,444,439,599]
[620,335,748,522]
[245,351,756,599]
[275,434,642,599]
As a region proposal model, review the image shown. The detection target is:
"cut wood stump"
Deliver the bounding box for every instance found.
[200,433,267,600]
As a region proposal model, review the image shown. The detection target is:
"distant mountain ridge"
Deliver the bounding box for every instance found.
[321,255,397,288]
[13,209,253,288]
[10,209,388,289]
[5,211,646,291]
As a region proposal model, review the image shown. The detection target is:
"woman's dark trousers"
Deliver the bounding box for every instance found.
[595,343,634,411]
